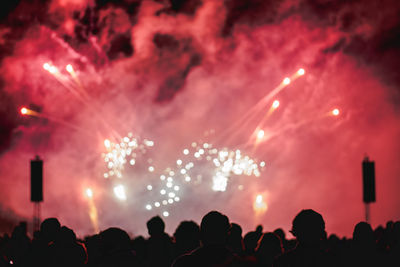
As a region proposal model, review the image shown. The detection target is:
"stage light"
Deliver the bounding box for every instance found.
[272,100,280,109]
[283,77,291,85]
[297,68,305,75]
[163,211,169,217]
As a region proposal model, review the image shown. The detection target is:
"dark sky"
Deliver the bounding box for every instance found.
[0,0,399,237]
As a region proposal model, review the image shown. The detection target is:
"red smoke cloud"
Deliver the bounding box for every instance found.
[0,0,399,237]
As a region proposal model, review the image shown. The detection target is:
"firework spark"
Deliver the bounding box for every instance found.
[102,133,154,180]
[143,141,265,216]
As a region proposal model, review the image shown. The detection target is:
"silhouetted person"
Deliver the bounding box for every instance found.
[48,226,87,267]
[98,227,137,267]
[132,236,147,267]
[273,228,288,251]
[173,220,200,258]
[274,209,334,267]
[146,216,173,267]
[172,211,245,267]
[85,234,102,267]
[244,228,262,257]
[227,223,244,256]
[40,217,61,245]
[344,222,380,267]
[255,232,283,267]
[30,217,61,267]
[9,222,31,266]
[388,221,400,266]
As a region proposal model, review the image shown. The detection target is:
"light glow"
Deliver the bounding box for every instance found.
[114,185,127,201]
[253,194,268,213]
[257,130,265,140]
[283,77,291,85]
[20,107,28,115]
[297,68,305,75]
[85,188,93,198]
[66,64,74,73]
[272,100,280,109]
[332,108,340,116]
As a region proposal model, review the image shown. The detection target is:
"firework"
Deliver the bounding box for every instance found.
[102,133,155,179]
[113,185,127,201]
[143,141,265,216]
[85,188,99,233]
[253,194,268,213]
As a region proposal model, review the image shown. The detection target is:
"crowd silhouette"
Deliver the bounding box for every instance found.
[0,209,399,266]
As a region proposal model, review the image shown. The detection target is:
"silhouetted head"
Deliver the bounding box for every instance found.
[11,222,28,239]
[256,225,263,235]
[273,228,286,242]
[40,218,61,243]
[353,222,374,246]
[200,211,230,246]
[244,231,260,253]
[256,232,283,261]
[100,227,131,252]
[59,226,77,244]
[227,223,244,253]
[174,220,200,246]
[147,216,165,236]
[230,223,243,238]
[291,209,326,245]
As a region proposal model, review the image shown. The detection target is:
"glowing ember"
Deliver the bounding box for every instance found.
[332,108,340,116]
[66,64,74,73]
[283,77,291,85]
[257,130,265,140]
[20,107,28,115]
[272,100,280,109]
[42,63,50,71]
[253,194,268,213]
[297,68,305,75]
[85,188,93,198]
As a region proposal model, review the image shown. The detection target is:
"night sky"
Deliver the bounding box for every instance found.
[0,0,399,237]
